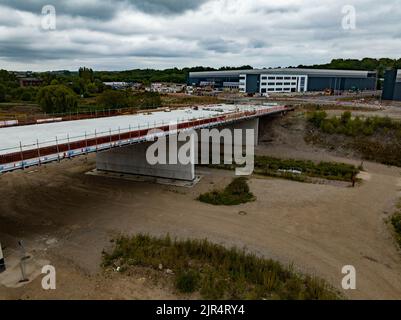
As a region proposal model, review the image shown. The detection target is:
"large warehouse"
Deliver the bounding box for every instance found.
[188,68,377,94]
[382,69,401,101]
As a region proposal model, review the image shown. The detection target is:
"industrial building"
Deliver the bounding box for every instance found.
[382,69,401,101]
[188,68,377,94]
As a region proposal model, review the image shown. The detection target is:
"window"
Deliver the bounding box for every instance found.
[261,88,267,93]
[268,76,275,80]
[276,77,283,80]
[284,77,291,80]
[284,82,291,85]
[276,82,283,86]
[261,82,267,86]
[268,82,275,86]
[268,88,274,91]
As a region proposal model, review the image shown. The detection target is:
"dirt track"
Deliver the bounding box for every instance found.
[1,112,401,300]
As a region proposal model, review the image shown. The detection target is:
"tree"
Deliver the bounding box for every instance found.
[37,85,78,114]
[79,67,94,82]
[97,90,128,109]
[20,91,32,101]
[0,83,6,102]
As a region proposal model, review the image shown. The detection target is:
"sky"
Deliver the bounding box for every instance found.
[0,0,400,71]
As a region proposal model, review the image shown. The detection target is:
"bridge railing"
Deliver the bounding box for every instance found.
[0,106,289,173]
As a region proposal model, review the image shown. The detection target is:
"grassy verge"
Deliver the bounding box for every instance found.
[207,156,359,184]
[198,177,255,205]
[296,103,380,112]
[102,234,340,300]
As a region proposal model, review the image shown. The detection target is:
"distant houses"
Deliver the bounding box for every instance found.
[19,77,44,87]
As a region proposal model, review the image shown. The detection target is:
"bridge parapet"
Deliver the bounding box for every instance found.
[0,104,291,173]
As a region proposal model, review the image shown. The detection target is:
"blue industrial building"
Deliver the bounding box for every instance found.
[188,68,377,94]
[382,69,401,101]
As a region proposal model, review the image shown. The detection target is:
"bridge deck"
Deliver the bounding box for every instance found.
[0,104,289,173]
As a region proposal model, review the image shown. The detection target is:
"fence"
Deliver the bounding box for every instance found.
[0,106,166,128]
[0,106,290,173]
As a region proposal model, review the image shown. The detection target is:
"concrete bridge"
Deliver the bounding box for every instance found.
[0,104,291,181]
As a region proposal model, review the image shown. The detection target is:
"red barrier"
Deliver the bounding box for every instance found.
[0,106,289,166]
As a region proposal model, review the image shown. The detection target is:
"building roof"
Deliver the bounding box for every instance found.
[19,77,43,81]
[189,68,376,78]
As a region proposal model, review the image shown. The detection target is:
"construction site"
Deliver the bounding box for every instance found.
[0,92,401,300]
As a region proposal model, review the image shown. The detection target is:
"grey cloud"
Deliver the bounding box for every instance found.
[127,0,209,15]
[1,0,401,71]
[0,0,118,19]
[198,38,241,54]
[0,0,210,19]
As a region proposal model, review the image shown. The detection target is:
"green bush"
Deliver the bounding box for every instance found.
[20,91,32,101]
[175,269,200,293]
[206,157,359,183]
[37,85,78,113]
[102,234,340,300]
[391,213,401,248]
[308,111,401,137]
[198,177,255,205]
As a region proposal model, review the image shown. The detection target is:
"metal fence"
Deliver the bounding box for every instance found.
[0,106,289,173]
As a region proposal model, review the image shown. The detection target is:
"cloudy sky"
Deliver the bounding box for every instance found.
[0,0,400,71]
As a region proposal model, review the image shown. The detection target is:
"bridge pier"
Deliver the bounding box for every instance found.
[96,133,196,181]
[95,118,259,182]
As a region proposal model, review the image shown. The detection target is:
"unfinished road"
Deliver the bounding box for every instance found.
[0,152,401,299]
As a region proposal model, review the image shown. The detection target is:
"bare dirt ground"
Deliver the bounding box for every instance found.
[1,110,401,300]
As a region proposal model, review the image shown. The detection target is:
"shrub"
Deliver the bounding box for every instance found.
[198,177,255,205]
[391,213,401,248]
[20,91,32,101]
[97,89,128,109]
[307,111,327,127]
[175,269,200,293]
[37,85,78,113]
[308,111,401,137]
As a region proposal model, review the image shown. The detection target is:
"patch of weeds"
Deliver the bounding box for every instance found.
[102,234,341,300]
[198,177,255,206]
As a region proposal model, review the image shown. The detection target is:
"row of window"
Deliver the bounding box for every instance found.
[261,88,295,93]
[261,82,297,86]
[261,76,297,80]
[268,88,293,91]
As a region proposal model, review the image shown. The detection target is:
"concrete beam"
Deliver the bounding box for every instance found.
[96,134,196,181]
[96,118,259,182]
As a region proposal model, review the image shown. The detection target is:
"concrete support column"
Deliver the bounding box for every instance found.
[196,118,259,165]
[226,117,259,146]
[0,242,5,273]
[96,133,196,181]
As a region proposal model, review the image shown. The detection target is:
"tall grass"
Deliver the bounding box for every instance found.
[102,234,340,300]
